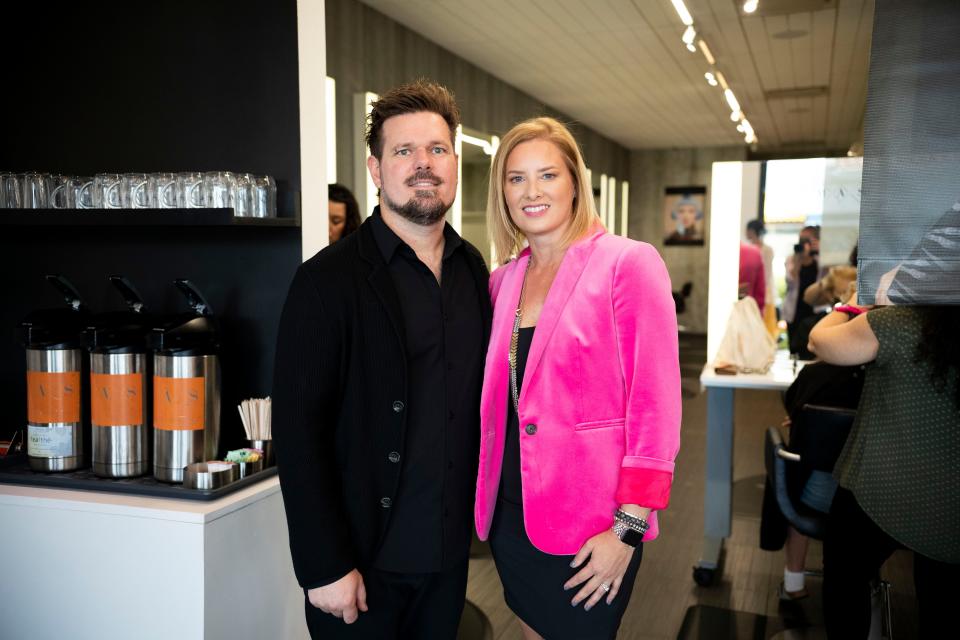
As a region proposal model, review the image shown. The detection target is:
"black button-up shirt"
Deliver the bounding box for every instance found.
[370,209,484,573]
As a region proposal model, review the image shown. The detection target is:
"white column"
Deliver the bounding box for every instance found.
[620,181,630,237]
[707,162,745,364]
[297,0,328,261]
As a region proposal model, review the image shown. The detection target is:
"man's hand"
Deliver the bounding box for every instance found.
[307,569,368,624]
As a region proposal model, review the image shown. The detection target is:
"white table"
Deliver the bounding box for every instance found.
[694,350,806,586]
[0,476,308,640]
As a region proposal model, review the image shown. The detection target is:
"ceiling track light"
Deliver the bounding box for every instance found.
[670,0,694,26]
[698,39,715,65]
[716,71,729,91]
[724,88,741,113]
[665,2,757,146]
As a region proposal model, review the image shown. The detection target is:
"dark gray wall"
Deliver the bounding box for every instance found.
[326,0,630,193]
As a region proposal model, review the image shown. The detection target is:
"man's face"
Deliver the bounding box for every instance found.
[367,111,458,226]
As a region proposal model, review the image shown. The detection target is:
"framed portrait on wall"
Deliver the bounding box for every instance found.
[663,186,706,246]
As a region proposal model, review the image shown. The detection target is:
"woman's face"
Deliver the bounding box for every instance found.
[677,203,698,230]
[503,138,576,244]
[329,200,347,244]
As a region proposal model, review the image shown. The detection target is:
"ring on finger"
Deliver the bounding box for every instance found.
[600,582,611,592]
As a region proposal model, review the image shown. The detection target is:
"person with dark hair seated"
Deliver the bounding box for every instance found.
[328,183,362,245]
[808,300,960,638]
[761,361,866,601]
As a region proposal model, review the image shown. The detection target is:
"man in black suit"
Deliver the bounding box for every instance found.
[273,80,491,639]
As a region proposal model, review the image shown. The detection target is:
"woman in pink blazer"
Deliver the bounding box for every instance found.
[475,118,681,639]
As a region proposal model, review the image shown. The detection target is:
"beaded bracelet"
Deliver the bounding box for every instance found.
[614,509,650,534]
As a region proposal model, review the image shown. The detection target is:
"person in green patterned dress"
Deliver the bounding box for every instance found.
[808,299,959,639]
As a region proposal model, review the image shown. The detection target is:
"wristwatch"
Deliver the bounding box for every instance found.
[612,520,643,547]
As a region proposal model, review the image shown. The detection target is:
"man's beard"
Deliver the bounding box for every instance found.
[381,170,452,226]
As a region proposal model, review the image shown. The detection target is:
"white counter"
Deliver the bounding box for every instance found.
[0,476,308,640]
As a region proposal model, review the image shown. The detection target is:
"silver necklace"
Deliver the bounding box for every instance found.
[509,257,533,414]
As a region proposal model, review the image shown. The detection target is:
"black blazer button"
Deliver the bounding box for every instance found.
[525,423,537,435]
[392,400,404,413]
[388,451,400,463]
[380,497,392,508]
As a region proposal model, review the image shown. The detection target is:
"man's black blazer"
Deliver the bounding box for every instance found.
[272,216,492,589]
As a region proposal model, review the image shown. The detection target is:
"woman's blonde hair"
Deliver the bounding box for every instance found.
[487,117,602,264]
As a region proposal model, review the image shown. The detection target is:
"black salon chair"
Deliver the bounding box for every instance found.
[764,405,893,639]
[672,281,693,315]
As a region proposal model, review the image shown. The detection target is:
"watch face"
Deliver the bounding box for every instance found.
[615,523,642,547]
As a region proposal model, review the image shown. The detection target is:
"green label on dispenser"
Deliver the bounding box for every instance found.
[27,425,74,457]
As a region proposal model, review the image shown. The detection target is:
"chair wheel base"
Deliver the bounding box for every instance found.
[693,566,716,586]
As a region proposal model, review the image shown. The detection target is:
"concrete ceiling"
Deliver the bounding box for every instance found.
[357,0,874,153]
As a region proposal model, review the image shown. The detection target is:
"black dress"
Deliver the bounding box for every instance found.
[489,327,643,639]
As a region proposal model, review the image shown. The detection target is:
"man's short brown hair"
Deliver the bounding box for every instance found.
[365,80,461,160]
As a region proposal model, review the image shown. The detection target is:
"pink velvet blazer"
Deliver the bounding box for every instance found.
[474,227,682,554]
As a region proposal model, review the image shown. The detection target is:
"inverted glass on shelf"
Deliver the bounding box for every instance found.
[22,172,48,209]
[233,173,255,217]
[1,173,22,209]
[178,172,205,208]
[252,175,277,218]
[149,172,179,209]
[121,173,150,209]
[203,171,236,209]
[94,173,123,209]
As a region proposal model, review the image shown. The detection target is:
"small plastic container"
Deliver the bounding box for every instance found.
[183,461,237,489]
[236,458,263,478]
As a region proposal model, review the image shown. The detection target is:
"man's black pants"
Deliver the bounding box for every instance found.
[304,559,468,639]
[823,487,958,639]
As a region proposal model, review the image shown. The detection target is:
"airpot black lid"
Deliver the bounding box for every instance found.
[18,275,90,350]
[150,280,220,354]
[87,276,154,352]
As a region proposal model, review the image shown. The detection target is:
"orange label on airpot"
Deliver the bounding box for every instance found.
[153,376,205,431]
[27,371,81,424]
[91,373,143,427]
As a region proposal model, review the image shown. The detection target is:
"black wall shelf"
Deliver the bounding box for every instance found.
[0,209,301,228]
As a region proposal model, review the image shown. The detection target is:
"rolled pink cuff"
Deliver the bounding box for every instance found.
[615,467,673,509]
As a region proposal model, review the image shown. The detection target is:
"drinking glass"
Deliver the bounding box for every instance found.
[48,175,77,209]
[74,177,95,209]
[1,173,22,208]
[22,172,49,209]
[149,172,179,209]
[202,171,236,209]
[178,172,204,208]
[94,173,123,209]
[233,173,255,217]
[121,173,150,208]
[252,175,277,218]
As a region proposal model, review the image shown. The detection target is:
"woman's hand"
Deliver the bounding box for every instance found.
[564,530,635,610]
